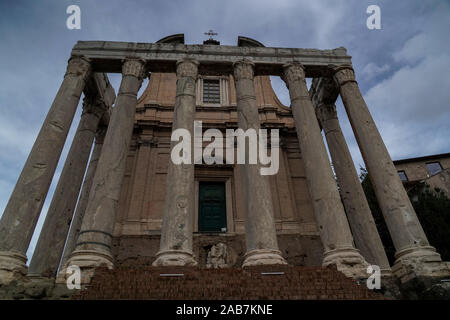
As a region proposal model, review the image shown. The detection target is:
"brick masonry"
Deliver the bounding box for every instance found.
[73,265,386,300]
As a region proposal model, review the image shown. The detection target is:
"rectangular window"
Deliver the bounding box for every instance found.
[203,79,220,104]
[398,170,408,182]
[426,162,442,175]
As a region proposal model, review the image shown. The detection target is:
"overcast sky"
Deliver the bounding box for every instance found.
[0,0,449,261]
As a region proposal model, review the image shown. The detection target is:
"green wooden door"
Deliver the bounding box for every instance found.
[198,181,227,232]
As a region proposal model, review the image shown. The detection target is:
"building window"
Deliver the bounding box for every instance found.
[398,170,408,182]
[202,79,220,104]
[426,162,442,175]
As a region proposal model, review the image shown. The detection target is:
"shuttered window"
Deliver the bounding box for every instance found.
[203,79,220,104]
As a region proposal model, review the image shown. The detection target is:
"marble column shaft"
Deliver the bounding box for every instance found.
[332,65,446,277]
[233,60,286,267]
[0,56,91,283]
[316,102,390,271]
[28,96,106,277]
[66,59,146,279]
[282,63,368,277]
[153,59,198,266]
[59,127,106,271]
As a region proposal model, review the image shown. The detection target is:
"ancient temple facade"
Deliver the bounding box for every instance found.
[0,34,448,291]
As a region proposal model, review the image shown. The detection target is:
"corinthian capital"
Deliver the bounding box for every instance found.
[281,62,305,88]
[65,55,92,82]
[315,103,338,125]
[330,64,357,87]
[176,59,199,79]
[122,58,147,80]
[82,95,107,119]
[233,59,255,81]
[95,125,108,144]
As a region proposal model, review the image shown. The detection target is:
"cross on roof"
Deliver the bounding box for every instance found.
[204,29,218,40]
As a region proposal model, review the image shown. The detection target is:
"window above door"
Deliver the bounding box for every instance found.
[196,76,230,106]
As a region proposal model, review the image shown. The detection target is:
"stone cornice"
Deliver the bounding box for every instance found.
[71,41,352,77]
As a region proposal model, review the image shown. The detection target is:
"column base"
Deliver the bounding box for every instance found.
[0,250,28,285]
[242,249,287,267]
[58,249,114,285]
[392,245,450,283]
[322,247,369,279]
[152,250,198,267]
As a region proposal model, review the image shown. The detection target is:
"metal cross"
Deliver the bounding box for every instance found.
[204,29,218,40]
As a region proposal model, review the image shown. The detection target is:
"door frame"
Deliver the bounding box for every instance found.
[194,176,234,234]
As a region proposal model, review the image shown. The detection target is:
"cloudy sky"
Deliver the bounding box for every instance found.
[0,0,449,261]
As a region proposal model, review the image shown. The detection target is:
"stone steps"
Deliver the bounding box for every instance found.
[72,265,386,300]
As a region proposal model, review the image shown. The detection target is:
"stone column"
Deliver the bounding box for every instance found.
[152,59,198,266]
[315,100,390,272]
[28,96,106,277]
[59,126,106,272]
[0,56,91,284]
[65,58,146,283]
[282,63,368,278]
[332,64,449,281]
[233,59,286,267]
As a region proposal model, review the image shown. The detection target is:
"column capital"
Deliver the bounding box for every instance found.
[310,77,340,106]
[94,125,107,144]
[176,58,199,79]
[233,59,255,81]
[281,62,305,87]
[329,64,357,87]
[65,55,92,82]
[121,58,147,80]
[315,103,338,125]
[82,95,108,119]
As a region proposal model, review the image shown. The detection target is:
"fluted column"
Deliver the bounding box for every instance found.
[282,62,368,278]
[28,96,106,277]
[59,126,106,273]
[233,59,286,267]
[152,59,198,266]
[332,64,449,281]
[0,56,91,284]
[65,58,146,283]
[315,100,390,272]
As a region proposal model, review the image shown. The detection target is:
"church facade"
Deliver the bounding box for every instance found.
[108,37,323,269]
[0,34,448,296]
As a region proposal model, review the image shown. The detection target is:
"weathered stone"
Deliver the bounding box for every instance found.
[422,282,450,300]
[65,58,146,283]
[234,59,286,267]
[282,62,368,278]
[0,56,91,284]
[206,243,228,268]
[153,59,199,266]
[58,126,107,273]
[29,95,107,277]
[0,276,77,300]
[331,64,450,282]
[0,251,28,285]
[71,41,352,76]
[311,78,390,272]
